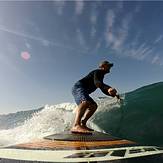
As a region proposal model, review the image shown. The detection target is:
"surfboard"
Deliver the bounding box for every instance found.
[0,131,163,162]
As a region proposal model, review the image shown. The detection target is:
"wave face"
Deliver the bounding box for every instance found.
[93,82,163,146]
[0,82,163,147]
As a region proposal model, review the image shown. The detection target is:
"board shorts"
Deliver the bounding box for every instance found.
[72,82,96,106]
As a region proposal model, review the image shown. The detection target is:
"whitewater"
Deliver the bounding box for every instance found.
[0,97,121,147]
[0,82,163,147]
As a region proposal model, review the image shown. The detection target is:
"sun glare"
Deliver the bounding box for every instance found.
[21,51,31,60]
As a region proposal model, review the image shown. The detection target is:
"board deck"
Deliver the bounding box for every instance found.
[44,131,121,141]
[7,131,135,150]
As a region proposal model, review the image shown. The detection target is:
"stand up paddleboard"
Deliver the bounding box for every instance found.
[0,131,163,162]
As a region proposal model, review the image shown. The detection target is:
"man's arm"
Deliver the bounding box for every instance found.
[94,70,113,96]
[108,87,117,97]
[97,83,120,98]
[94,71,121,99]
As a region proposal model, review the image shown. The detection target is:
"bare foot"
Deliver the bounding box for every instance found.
[81,124,94,131]
[71,125,91,134]
[81,120,94,131]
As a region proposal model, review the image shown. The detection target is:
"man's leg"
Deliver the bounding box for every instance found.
[71,101,91,133]
[81,103,97,131]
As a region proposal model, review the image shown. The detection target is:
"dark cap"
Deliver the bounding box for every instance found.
[99,60,113,68]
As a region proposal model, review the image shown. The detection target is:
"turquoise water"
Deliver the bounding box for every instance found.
[93,82,163,146]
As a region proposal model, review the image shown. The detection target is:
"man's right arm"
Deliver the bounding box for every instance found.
[108,87,117,97]
[93,70,111,95]
[93,70,118,97]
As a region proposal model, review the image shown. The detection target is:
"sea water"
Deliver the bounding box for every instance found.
[0,82,163,147]
[0,98,120,147]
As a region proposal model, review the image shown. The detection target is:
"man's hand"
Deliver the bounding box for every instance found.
[108,88,117,97]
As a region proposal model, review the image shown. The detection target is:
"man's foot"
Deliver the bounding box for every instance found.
[81,124,94,131]
[81,120,94,131]
[71,125,91,134]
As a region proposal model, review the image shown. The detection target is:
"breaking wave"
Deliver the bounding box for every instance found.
[0,82,163,147]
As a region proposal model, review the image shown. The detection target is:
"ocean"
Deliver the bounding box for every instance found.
[0,82,163,147]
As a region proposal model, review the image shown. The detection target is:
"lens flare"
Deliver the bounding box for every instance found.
[21,51,31,60]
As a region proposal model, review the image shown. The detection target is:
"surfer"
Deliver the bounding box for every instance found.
[71,60,120,133]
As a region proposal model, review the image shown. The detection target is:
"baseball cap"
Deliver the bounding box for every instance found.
[99,60,113,68]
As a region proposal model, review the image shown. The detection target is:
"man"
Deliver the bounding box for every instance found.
[71,60,120,133]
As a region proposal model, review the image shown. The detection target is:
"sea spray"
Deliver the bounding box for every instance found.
[0,102,104,146]
[0,103,75,146]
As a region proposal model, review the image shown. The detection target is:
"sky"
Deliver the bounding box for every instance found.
[0,1,163,114]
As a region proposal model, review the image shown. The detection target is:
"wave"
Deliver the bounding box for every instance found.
[93,82,163,146]
[0,82,163,147]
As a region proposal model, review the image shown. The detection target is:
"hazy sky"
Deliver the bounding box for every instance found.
[0,1,163,114]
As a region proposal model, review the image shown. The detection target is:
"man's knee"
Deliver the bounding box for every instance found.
[80,101,91,108]
[89,102,97,111]
[80,101,97,110]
